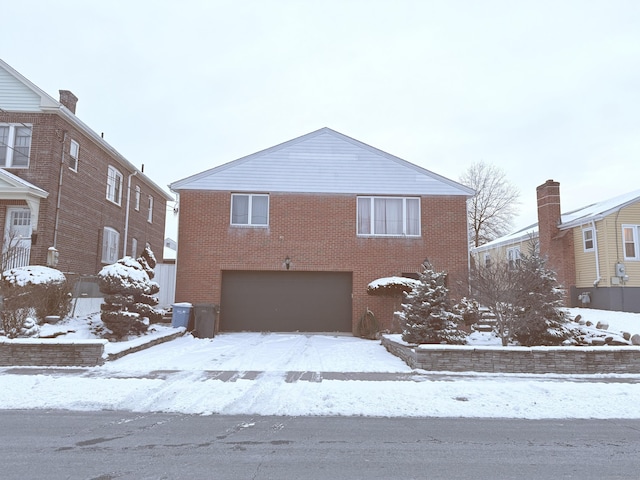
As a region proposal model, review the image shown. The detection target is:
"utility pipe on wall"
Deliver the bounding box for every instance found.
[123,171,138,257]
[591,219,601,287]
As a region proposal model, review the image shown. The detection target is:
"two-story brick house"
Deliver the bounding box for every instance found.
[170,128,474,334]
[0,58,171,277]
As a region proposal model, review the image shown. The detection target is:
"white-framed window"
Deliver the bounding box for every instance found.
[147,195,154,223]
[0,124,32,168]
[357,196,420,236]
[484,253,491,267]
[582,227,595,252]
[134,185,141,211]
[622,225,640,260]
[131,237,138,257]
[507,246,521,269]
[101,227,120,264]
[69,139,79,171]
[231,194,269,226]
[106,166,123,205]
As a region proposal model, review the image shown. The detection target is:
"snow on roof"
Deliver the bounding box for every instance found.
[560,188,640,228]
[472,188,640,253]
[471,223,539,253]
[2,266,66,287]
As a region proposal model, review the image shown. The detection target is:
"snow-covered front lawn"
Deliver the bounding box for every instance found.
[0,308,639,418]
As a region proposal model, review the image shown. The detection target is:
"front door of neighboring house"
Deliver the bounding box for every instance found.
[3,207,32,269]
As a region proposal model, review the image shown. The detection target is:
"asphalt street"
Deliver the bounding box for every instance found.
[1,410,639,479]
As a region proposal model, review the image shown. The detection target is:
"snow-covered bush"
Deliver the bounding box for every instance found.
[509,252,573,346]
[97,245,162,339]
[1,266,72,338]
[399,262,467,345]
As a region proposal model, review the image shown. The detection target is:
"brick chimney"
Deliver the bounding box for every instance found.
[59,90,78,114]
[536,179,575,301]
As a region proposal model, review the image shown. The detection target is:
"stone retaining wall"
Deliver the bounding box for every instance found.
[381,336,640,374]
[0,340,107,367]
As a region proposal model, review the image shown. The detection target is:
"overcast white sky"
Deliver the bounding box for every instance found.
[2,0,639,239]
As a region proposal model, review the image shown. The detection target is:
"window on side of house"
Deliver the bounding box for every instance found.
[231,194,269,226]
[106,166,123,205]
[0,124,32,168]
[135,185,141,211]
[622,225,640,260]
[101,227,120,264]
[147,195,154,223]
[357,196,420,236]
[507,246,521,269]
[484,253,491,267]
[69,139,79,171]
[582,227,595,252]
[131,237,138,257]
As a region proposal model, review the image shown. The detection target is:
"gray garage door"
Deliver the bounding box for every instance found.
[220,271,352,332]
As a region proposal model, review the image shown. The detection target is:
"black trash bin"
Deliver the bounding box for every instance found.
[193,303,218,338]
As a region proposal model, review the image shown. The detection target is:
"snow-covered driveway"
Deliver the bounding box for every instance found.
[102,332,414,373]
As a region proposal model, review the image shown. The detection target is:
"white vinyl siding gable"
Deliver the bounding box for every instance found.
[231,194,269,226]
[357,196,420,237]
[170,129,474,197]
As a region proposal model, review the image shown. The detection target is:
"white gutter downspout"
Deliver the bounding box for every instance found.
[123,171,138,257]
[591,219,601,287]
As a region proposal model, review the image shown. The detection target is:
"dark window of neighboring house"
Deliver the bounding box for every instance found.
[507,246,521,269]
[101,227,120,264]
[147,196,154,223]
[69,139,79,171]
[106,166,123,205]
[582,228,594,252]
[135,185,141,211]
[0,124,32,168]
[622,225,639,260]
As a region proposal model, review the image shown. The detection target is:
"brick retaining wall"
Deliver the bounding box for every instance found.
[381,336,640,374]
[0,340,107,367]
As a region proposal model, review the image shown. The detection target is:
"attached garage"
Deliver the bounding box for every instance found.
[220,271,352,332]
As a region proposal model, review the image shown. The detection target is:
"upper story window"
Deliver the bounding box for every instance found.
[106,166,123,205]
[231,194,269,226]
[134,185,141,211]
[69,139,79,171]
[101,227,120,264]
[582,227,595,252]
[622,225,639,260]
[147,195,154,223]
[484,253,491,267]
[0,124,32,168]
[507,246,521,269]
[357,197,420,236]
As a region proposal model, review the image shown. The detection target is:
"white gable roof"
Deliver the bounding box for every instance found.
[0,59,60,112]
[170,128,474,196]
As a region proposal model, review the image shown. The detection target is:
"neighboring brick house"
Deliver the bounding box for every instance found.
[471,179,640,312]
[0,58,171,278]
[170,128,474,334]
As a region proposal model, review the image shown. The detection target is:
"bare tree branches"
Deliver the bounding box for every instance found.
[460,161,520,247]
